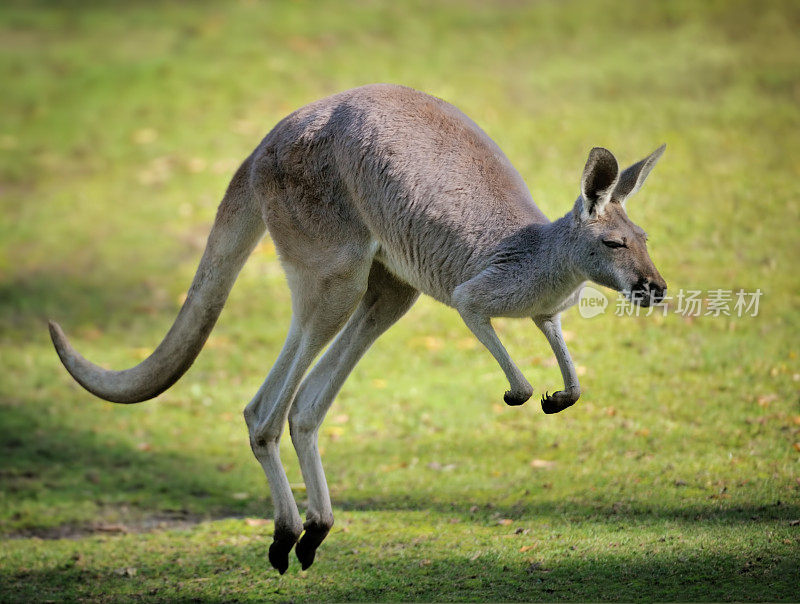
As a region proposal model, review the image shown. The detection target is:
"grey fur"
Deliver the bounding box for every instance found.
[49,84,667,571]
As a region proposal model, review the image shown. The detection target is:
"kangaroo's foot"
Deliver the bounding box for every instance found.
[268,521,303,574]
[295,519,333,570]
[541,390,579,414]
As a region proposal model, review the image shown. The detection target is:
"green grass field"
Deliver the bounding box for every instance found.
[1,0,798,601]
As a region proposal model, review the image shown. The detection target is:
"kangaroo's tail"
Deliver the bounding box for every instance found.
[49,155,266,404]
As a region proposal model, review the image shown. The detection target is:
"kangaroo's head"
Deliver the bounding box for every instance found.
[572,145,667,306]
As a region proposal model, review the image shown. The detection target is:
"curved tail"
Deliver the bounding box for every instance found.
[49,156,266,404]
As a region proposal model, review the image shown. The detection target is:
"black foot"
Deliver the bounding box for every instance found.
[541,391,578,414]
[268,537,296,574]
[295,523,331,570]
[504,390,531,406]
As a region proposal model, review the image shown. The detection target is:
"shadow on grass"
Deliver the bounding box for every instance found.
[0,401,263,535]
[332,494,800,528]
[0,269,162,342]
[2,541,798,602]
[2,398,798,601]
[2,395,798,537]
[224,544,800,602]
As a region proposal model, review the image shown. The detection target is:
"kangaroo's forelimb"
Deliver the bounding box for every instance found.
[455,306,533,406]
[534,314,581,414]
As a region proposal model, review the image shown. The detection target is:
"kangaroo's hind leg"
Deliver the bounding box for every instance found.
[289,261,419,569]
[244,247,374,574]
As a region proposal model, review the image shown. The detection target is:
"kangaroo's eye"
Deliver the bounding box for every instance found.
[603,239,626,249]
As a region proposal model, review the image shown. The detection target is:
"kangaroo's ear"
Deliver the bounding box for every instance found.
[612,144,666,205]
[580,147,619,218]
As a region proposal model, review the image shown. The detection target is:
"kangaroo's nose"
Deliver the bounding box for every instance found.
[633,278,666,306]
[650,282,666,304]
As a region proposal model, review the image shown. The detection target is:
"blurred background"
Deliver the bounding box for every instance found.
[1,0,798,600]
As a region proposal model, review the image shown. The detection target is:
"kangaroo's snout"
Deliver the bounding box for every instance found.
[630,276,667,306]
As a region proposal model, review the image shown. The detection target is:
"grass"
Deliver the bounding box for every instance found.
[1,0,798,601]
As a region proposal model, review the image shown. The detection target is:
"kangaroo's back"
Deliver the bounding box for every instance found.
[252,84,547,301]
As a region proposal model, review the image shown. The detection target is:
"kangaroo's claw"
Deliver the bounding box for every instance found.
[541,390,579,414]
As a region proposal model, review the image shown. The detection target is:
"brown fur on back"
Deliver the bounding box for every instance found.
[251,84,547,301]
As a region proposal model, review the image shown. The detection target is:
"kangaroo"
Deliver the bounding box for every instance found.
[50,83,667,573]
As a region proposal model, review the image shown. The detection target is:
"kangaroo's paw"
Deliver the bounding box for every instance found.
[295,520,332,570]
[504,387,532,406]
[268,522,302,574]
[541,390,579,414]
